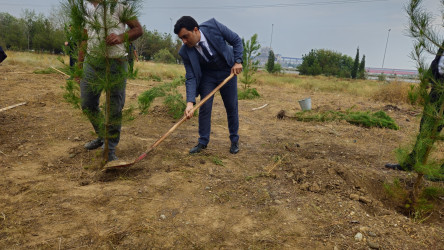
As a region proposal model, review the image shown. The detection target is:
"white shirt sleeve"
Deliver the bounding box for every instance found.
[438,55,444,75]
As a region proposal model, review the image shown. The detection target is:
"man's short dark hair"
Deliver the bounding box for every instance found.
[174,16,199,34]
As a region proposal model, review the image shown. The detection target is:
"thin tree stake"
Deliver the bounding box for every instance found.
[0,102,27,113]
[267,153,289,174]
[50,66,69,77]
[252,103,268,111]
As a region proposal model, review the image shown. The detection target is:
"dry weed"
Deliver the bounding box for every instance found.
[372,80,412,104]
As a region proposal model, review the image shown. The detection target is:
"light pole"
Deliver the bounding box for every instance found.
[169,17,173,34]
[382,28,391,69]
[270,23,274,49]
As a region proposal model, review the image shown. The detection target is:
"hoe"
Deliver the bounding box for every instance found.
[103,73,235,171]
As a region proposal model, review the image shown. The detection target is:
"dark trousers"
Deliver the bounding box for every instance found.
[128,59,134,74]
[69,56,76,67]
[80,59,127,151]
[198,69,239,145]
[403,86,443,169]
[0,46,7,63]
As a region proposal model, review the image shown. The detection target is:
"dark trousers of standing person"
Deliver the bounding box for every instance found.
[0,46,7,64]
[69,55,76,68]
[128,59,135,77]
[402,85,444,170]
[80,58,127,153]
[197,69,239,146]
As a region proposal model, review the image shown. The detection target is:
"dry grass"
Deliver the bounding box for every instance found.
[135,61,184,80]
[3,51,414,105]
[254,71,414,104]
[372,80,414,104]
[2,51,66,68]
[2,51,184,80]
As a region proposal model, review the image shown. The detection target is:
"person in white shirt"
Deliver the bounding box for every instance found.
[77,0,143,162]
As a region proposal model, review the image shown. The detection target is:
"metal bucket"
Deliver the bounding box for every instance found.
[298,97,311,111]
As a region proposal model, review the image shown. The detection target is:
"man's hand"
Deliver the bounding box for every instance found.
[184,102,194,119]
[106,33,123,46]
[231,63,243,75]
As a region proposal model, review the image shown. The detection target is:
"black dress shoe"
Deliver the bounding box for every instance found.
[385,163,414,171]
[385,163,404,171]
[84,138,104,150]
[230,142,239,154]
[189,143,207,154]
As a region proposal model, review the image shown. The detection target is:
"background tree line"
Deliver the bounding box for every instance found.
[0,10,182,63]
[298,48,366,79]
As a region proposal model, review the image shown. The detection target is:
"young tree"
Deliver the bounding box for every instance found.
[351,47,359,79]
[358,55,366,79]
[64,0,142,164]
[395,0,444,205]
[266,50,275,73]
[240,33,260,90]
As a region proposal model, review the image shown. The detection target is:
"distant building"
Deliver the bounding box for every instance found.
[255,47,302,69]
[365,68,418,77]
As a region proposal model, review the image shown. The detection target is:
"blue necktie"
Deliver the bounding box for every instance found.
[199,41,213,61]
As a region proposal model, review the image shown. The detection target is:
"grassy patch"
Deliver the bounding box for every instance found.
[384,178,444,221]
[138,77,185,115]
[33,67,57,74]
[211,156,224,166]
[293,109,399,130]
[163,91,186,119]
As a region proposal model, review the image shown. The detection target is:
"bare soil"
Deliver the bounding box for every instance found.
[0,63,443,249]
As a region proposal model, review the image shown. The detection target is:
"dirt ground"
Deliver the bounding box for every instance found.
[0,61,443,249]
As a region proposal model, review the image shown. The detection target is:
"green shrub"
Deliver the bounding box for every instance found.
[138,77,186,116]
[153,48,176,64]
[407,84,422,105]
[238,88,260,100]
[63,79,81,109]
[378,73,387,82]
[163,91,186,119]
[297,49,354,77]
[138,86,166,114]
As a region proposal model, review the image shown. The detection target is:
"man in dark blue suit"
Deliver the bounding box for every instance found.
[174,16,243,154]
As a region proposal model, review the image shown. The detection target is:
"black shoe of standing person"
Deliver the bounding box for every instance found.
[84,138,104,150]
[385,163,404,171]
[108,151,118,162]
[385,163,413,171]
[230,142,239,154]
[189,143,207,154]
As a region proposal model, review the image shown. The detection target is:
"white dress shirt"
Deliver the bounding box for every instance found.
[194,31,213,61]
[438,55,444,76]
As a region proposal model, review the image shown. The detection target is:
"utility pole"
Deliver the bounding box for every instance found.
[270,24,274,49]
[382,28,391,68]
[169,17,173,34]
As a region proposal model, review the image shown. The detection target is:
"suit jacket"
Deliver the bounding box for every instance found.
[179,18,243,103]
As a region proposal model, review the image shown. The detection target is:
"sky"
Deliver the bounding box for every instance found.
[0,0,442,70]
